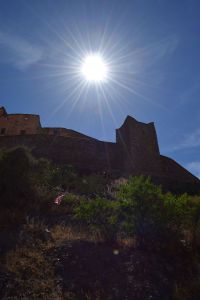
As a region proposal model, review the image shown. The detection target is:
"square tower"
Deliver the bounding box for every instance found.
[116,116,160,173]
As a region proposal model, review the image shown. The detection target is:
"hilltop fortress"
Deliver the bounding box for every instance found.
[0,106,199,193]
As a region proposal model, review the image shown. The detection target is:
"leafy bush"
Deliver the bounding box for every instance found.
[61,193,86,214]
[70,176,200,249]
[47,164,78,191]
[117,176,186,249]
[182,195,200,250]
[74,197,120,242]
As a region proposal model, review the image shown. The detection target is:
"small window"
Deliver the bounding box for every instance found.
[0,128,6,135]
[24,117,28,120]
[20,130,26,135]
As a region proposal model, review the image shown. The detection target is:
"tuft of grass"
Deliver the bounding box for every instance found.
[6,245,53,277]
[117,237,136,248]
[51,224,103,245]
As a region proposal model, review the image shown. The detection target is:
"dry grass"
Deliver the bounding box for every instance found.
[51,224,104,245]
[1,218,105,299]
[3,217,200,300]
[117,237,136,248]
[6,245,53,277]
[4,245,63,299]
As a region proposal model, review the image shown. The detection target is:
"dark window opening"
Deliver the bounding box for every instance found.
[20,130,26,135]
[0,128,6,135]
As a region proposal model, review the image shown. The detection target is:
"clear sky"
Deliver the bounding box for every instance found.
[0,0,200,177]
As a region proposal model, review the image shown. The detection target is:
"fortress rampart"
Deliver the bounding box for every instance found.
[0,106,199,193]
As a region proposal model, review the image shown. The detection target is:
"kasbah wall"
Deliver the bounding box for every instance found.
[0,106,199,193]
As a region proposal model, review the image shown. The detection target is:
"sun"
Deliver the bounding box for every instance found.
[81,54,108,82]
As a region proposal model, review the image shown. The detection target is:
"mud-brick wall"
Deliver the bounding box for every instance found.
[0,135,121,173]
[0,114,41,136]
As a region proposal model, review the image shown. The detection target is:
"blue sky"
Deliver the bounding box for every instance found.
[0,0,200,177]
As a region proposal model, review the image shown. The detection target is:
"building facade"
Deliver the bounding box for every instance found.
[0,107,41,136]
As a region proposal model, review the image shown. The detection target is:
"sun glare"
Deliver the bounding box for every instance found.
[81,54,108,82]
[43,25,155,118]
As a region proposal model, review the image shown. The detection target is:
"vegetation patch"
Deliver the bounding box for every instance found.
[1,147,200,299]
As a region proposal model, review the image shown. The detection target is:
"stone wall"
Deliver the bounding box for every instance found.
[0,135,120,174]
[40,127,92,139]
[0,113,41,136]
[150,155,200,194]
[0,107,199,193]
[0,133,199,194]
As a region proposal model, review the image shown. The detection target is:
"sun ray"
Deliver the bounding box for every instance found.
[109,77,168,111]
[48,80,87,120]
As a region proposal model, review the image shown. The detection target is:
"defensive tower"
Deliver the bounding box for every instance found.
[116,116,160,174]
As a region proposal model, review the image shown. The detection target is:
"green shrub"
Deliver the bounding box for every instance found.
[74,197,120,242]
[47,164,78,191]
[62,193,85,214]
[184,195,200,250]
[117,176,184,249]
